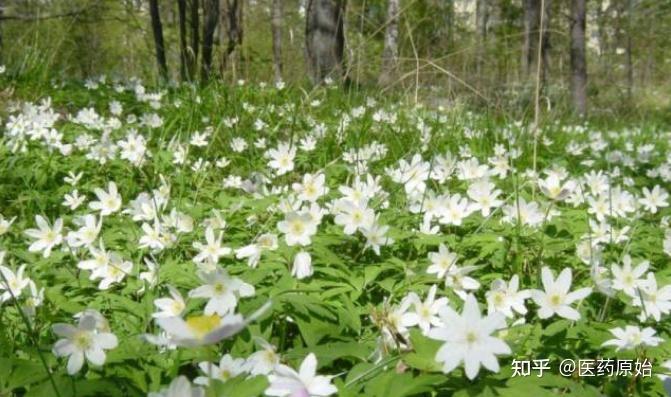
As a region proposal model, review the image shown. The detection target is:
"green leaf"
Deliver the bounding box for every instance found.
[210,375,268,397]
[404,329,442,372]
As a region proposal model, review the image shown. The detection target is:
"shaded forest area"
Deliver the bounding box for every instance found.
[1,0,670,118]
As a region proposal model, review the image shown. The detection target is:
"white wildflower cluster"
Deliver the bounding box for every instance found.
[1,79,670,395]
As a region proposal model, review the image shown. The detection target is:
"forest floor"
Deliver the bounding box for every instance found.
[0,78,670,397]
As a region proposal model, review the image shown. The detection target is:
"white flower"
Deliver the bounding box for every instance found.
[92,254,132,290]
[293,173,329,202]
[501,198,544,228]
[266,143,296,175]
[632,273,671,322]
[427,294,510,380]
[444,264,481,297]
[153,285,186,318]
[24,215,63,258]
[611,255,649,297]
[467,179,503,217]
[235,233,278,268]
[0,260,30,302]
[438,194,472,226]
[427,244,458,279]
[602,325,663,351]
[118,131,148,166]
[401,285,448,334]
[361,223,393,255]
[587,194,609,222]
[245,338,280,375]
[139,257,159,292]
[22,279,44,317]
[639,185,669,214]
[265,353,337,397]
[66,214,102,248]
[531,267,592,321]
[52,311,118,375]
[277,211,318,246]
[148,376,204,397]
[292,251,313,280]
[89,182,122,216]
[192,227,232,265]
[139,221,167,251]
[333,199,375,235]
[486,275,531,318]
[457,158,490,180]
[398,154,430,195]
[235,243,262,268]
[538,174,575,200]
[0,214,16,236]
[188,268,255,316]
[63,189,86,210]
[194,354,247,385]
[149,302,270,347]
[78,242,108,270]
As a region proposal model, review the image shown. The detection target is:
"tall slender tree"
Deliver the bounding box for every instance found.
[522,0,551,82]
[0,0,4,65]
[177,0,189,81]
[378,0,400,86]
[189,0,200,79]
[149,0,169,81]
[570,0,587,115]
[475,0,489,76]
[625,0,634,98]
[271,0,283,82]
[305,0,346,84]
[219,0,244,77]
[201,0,219,81]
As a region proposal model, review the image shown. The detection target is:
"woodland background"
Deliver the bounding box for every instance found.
[1,0,670,119]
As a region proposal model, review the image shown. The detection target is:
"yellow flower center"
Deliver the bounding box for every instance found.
[74,331,93,349]
[186,315,221,338]
[290,221,305,235]
[213,282,227,295]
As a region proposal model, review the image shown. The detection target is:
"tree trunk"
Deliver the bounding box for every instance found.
[189,0,200,80]
[378,0,399,87]
[625,0,633,98]
[149,0,169,81]
[219,0,244,78]
[570,0,586,115]
[177,0,189,81]
[201,0,219,81]
[522,0,550,82]
[475,0,489,77]
[0,0,4,65]
[271,0,283,82]
[305,0,346,84]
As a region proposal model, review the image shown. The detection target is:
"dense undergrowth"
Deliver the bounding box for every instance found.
[0,74,670,396]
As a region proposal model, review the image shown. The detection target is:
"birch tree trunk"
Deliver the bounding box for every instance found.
[378,0,399,87]
[149,0,169,81]
[271,0,283,82]
[570,0,587,115]
[305,0,346,84]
